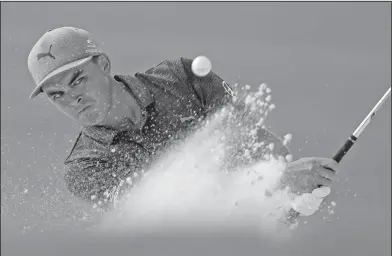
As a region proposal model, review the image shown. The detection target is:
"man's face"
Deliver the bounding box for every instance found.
[41,58,112,126]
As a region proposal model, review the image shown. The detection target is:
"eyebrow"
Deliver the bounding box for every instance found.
[45,69,84,96]
[68,69,83,85]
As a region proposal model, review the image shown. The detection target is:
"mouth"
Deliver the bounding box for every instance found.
[78,105,92,117]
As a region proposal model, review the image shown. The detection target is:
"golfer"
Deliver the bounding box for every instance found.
[28,27,338,216]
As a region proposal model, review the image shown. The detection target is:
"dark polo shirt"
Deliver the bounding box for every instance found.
[64,58,290,209]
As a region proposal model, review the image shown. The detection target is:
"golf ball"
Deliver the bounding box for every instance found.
[192,56,212,77]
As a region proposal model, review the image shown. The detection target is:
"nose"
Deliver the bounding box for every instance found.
[68,93,84,107]
[68,88,83,104]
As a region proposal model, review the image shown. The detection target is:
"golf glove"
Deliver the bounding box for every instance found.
[291,186,331,216]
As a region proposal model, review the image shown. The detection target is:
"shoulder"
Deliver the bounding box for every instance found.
[143,57,194,78]
[147,57,193,70]
[134,57,196,93]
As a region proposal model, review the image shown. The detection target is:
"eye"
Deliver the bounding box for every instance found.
[72,76,85,87]
[51,92,63,101]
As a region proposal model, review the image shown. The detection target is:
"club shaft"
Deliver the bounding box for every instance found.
[353,87,391,137]
[333,87,390,162]
[287,87,391,222]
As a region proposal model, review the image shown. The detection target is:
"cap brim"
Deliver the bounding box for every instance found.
[29,56,93,99]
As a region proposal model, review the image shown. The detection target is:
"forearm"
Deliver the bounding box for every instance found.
[256,128,291,159]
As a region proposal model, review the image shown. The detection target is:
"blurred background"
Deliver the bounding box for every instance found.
[1,2,390,256]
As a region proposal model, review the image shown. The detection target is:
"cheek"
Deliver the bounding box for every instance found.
[89,78,111,106]
[53,101,77,119]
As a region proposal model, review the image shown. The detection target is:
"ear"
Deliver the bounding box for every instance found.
[93,54,111,75]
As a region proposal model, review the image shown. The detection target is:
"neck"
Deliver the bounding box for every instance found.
[102,76,142,130]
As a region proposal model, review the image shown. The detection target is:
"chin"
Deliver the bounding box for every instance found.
[82,115,104,126]
[80,106,109,126]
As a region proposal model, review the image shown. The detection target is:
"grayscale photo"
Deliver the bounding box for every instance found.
[1,2,391,256]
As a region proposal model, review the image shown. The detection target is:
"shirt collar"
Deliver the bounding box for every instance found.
[82,75,154,145]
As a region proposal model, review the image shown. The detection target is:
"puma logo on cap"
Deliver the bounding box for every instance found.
[37,44,55,60]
